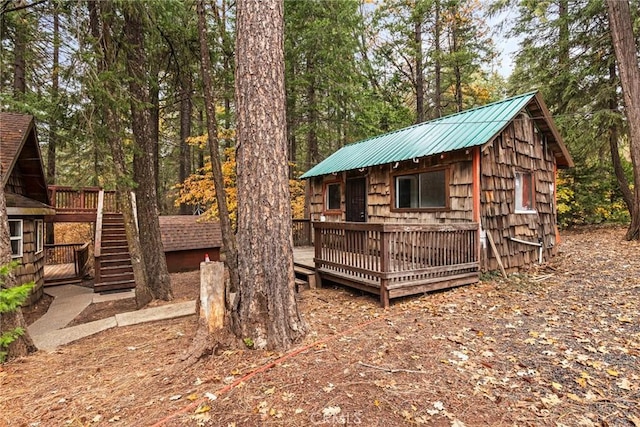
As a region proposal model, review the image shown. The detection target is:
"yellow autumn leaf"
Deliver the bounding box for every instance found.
[269,408,277,417]
[529,331,539,338]
[187,393,199,401]
[195,405,211,414]
[567,393,583,402]
[607,369,619,377]
[551,382,563,390]
[231,368,242,375]
[575,377,587,388]
[374,399,380,407]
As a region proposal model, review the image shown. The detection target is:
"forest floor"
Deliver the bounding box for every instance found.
[2,226,639,427]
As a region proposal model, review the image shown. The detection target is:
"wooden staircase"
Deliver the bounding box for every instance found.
[95,213,135,292]
[294,263,317,292]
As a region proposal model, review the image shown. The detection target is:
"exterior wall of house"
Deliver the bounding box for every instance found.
[480,113,558,272]
[306,114,559,273]
[165,248,220,273]
[10,217,45,306]
[308,150,475,224]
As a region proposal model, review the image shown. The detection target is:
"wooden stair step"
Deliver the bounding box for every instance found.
[294,266,316,289]
[94,279,136,292]
[295,277,309,293]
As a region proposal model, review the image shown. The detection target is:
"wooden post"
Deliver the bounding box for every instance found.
[313,223,322,288]
[200,261,225,331]
[486,231,507,279]
[379,228,390,309]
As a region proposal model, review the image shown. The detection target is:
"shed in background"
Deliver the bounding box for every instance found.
[159,216,222,273]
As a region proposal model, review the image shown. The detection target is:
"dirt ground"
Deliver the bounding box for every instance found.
[2,226,639,426]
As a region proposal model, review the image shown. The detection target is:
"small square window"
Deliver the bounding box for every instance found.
[9,219,23,258]
[325,182,341,211]
[515,171,535,212]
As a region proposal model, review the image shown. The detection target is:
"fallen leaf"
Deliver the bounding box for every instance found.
[264,387,275,395]
[551,382,563,390]
[322,406,341,417]
[195,405,210,414]
[606,369,619,377]
[617,378,632,390]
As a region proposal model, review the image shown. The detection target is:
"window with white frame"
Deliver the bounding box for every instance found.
[325,182,341,211]
[515,171,535,212]
[394,168,448,210]
[9,219,23,258]
[35,219,44,254]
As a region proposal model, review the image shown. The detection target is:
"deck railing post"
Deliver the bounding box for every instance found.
[313,223,322,288]
[379,227,391,309]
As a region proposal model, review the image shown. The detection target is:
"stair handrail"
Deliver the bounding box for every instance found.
[95,189,105,258]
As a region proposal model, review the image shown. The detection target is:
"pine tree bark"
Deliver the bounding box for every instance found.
[607,63,634,214]
[0,174,36,359]
[178,73,192,215]
[196,0,240,299]
[123,3,173,301]
[414,15,424,123]
[606,0,640,240]
[87,0,153,307]
[234,0,306,350]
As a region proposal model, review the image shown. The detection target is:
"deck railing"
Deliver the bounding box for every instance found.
[45,242,90,277]
[313,222,480,307]
[292,219,312,246]
[48,185,118,213]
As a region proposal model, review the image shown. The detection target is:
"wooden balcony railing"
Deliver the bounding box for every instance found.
[48,186,118,214]
[292,219,312,246]
[313,222,480,307]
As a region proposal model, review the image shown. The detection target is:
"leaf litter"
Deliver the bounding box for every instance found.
[1,226,639,426]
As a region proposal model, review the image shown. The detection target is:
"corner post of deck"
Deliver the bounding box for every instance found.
[313,222,323,288]
[380,226,391,309]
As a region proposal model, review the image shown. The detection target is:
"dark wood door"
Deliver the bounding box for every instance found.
[345,177,367,222]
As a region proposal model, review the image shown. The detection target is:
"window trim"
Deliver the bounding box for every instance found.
[514,170,536,214]
[391,166,450,212]
[9,219,23,258]
[322,180,342,214]
[35,219,44,254]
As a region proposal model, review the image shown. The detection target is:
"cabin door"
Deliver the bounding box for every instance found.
[345,177,367,222]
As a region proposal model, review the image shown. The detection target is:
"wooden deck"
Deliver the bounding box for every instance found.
[313,222,480,307]
[44,263,82,286]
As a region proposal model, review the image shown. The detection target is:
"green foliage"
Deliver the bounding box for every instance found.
[243,337,254,349]
[557,167,631,228]
[0,262,34,363]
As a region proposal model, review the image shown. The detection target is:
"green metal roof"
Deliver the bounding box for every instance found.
[301,91,543,179]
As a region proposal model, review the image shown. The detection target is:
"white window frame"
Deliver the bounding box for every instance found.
[35,219,44,254]
[324,182,341,212]
[9,219,23,258]
[515,171,536,213]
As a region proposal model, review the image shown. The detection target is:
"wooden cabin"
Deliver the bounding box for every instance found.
[300,91,573,307]
[0,113,55,305]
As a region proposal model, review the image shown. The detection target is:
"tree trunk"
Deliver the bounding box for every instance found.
[234,0,306,350]
[46,2,59,246]
[12,4,26,96]
[123,3,173,301]
[0,177,36,360]
[606,0,640,240]
[414,15,424,123]
[607,63,634,214]
[196,0,240,299]
[179,73,193,215]
[433,0,442,119]
[88,0,153,308]
[305,55,319,171]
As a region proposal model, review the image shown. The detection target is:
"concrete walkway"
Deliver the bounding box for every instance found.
[28,285,196,351]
